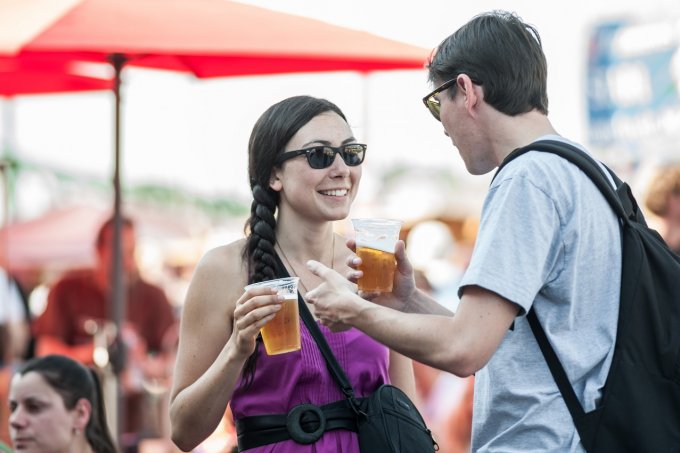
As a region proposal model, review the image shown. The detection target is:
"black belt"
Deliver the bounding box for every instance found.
[235,398,362,451]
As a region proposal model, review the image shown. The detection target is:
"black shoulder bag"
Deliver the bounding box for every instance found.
[235,254,438,452]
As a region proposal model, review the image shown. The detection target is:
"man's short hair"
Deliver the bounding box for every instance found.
[426,10,549,116]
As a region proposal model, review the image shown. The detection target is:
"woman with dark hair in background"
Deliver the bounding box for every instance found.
[8,354,116,453]
[170,95,415,451]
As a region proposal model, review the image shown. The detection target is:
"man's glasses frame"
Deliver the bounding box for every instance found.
[422,76,481,121]
[274,143,367,170]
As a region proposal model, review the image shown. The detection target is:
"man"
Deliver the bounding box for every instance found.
[33,215,176,438]
[645,164,680,254]
[305,11,621,452]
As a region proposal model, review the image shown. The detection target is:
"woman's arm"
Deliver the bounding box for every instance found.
[388,349,417,402]
[169,242,282,451]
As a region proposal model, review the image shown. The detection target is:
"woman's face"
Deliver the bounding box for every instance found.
[9,372,83,453]
[271,111,362,222]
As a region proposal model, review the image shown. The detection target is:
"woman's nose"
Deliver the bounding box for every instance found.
[328,153,350,176]
[9,406,27,428]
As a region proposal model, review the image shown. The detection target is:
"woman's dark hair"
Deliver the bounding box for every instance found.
[18,355,117,453]
[240,95,346,386]
[427,10,548,115]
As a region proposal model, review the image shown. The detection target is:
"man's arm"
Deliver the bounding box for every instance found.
[306,261,519,376]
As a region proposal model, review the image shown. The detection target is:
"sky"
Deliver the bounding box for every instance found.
[1,0,679,224]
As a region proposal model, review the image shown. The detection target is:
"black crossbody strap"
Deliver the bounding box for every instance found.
[273,253,360,404]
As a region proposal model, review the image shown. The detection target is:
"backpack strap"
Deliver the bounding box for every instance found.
[494,139,631,447]
[494,139,643,224]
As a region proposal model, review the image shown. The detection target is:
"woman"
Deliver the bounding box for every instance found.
[170,95,415,451]
[8,355,116,453]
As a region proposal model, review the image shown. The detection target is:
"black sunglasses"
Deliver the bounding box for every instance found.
[422,76,482,121]
[274,143,367,169]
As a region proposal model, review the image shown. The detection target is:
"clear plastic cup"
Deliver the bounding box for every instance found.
[244,277,301,355]
[352,218,403,293]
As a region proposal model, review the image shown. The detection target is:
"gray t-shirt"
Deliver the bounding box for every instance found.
[459,137,621,452]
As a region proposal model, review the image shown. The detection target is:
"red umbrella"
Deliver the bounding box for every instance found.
[0,0,428,396]
[2,0,428,74]
[0,56,113,96]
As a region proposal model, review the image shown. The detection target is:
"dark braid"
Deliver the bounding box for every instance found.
[239,95,347,387]
[247,184,279,283]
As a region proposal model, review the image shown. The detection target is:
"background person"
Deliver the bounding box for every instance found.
[0,267,31,367]
[0,266,32,447]
[644,164,680,254]
[170,95,415,452]
[306,11,621,452]
[8,354,116,453]
[32,215,177,444]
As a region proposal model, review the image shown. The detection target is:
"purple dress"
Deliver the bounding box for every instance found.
[230,316,390,452]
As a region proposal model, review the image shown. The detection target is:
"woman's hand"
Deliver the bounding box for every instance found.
[230,287,282,358]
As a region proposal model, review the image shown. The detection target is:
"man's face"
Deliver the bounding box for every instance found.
[97,224,137,278]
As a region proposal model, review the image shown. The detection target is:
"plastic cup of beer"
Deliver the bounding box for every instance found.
[352,218,403,293]
[244,277,301,355]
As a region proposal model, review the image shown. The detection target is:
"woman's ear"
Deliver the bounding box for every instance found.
[269,168,283,192]
[73,398,92,432]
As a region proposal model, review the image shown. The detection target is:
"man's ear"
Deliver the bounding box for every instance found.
[269,168,283,192]
[458,74,479,115]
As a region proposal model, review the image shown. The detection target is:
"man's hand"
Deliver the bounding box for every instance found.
[305,260,367,332]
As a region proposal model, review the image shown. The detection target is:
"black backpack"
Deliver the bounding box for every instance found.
[496,139,680,452]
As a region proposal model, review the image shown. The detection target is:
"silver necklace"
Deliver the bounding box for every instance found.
[277,234,335,293]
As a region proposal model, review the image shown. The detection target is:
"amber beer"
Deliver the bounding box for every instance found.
[356,245,397,293]
[260,294,301,355]
[352,218,403,294]
[244,277,301,355]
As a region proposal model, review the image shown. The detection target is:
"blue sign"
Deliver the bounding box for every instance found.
[587,18,680,148]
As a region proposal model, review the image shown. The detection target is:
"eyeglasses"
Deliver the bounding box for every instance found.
[422,79,457,121]
[274,143,367,169]
[422,77,481,121]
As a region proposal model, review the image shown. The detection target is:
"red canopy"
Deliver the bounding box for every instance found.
[2,0,429,76]
[0,55,112,96]
[0,205,107,272]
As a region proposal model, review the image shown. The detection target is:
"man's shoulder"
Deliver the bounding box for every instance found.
[133,277,166,296]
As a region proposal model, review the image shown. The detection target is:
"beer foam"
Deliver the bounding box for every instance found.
[356,236,396,253]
